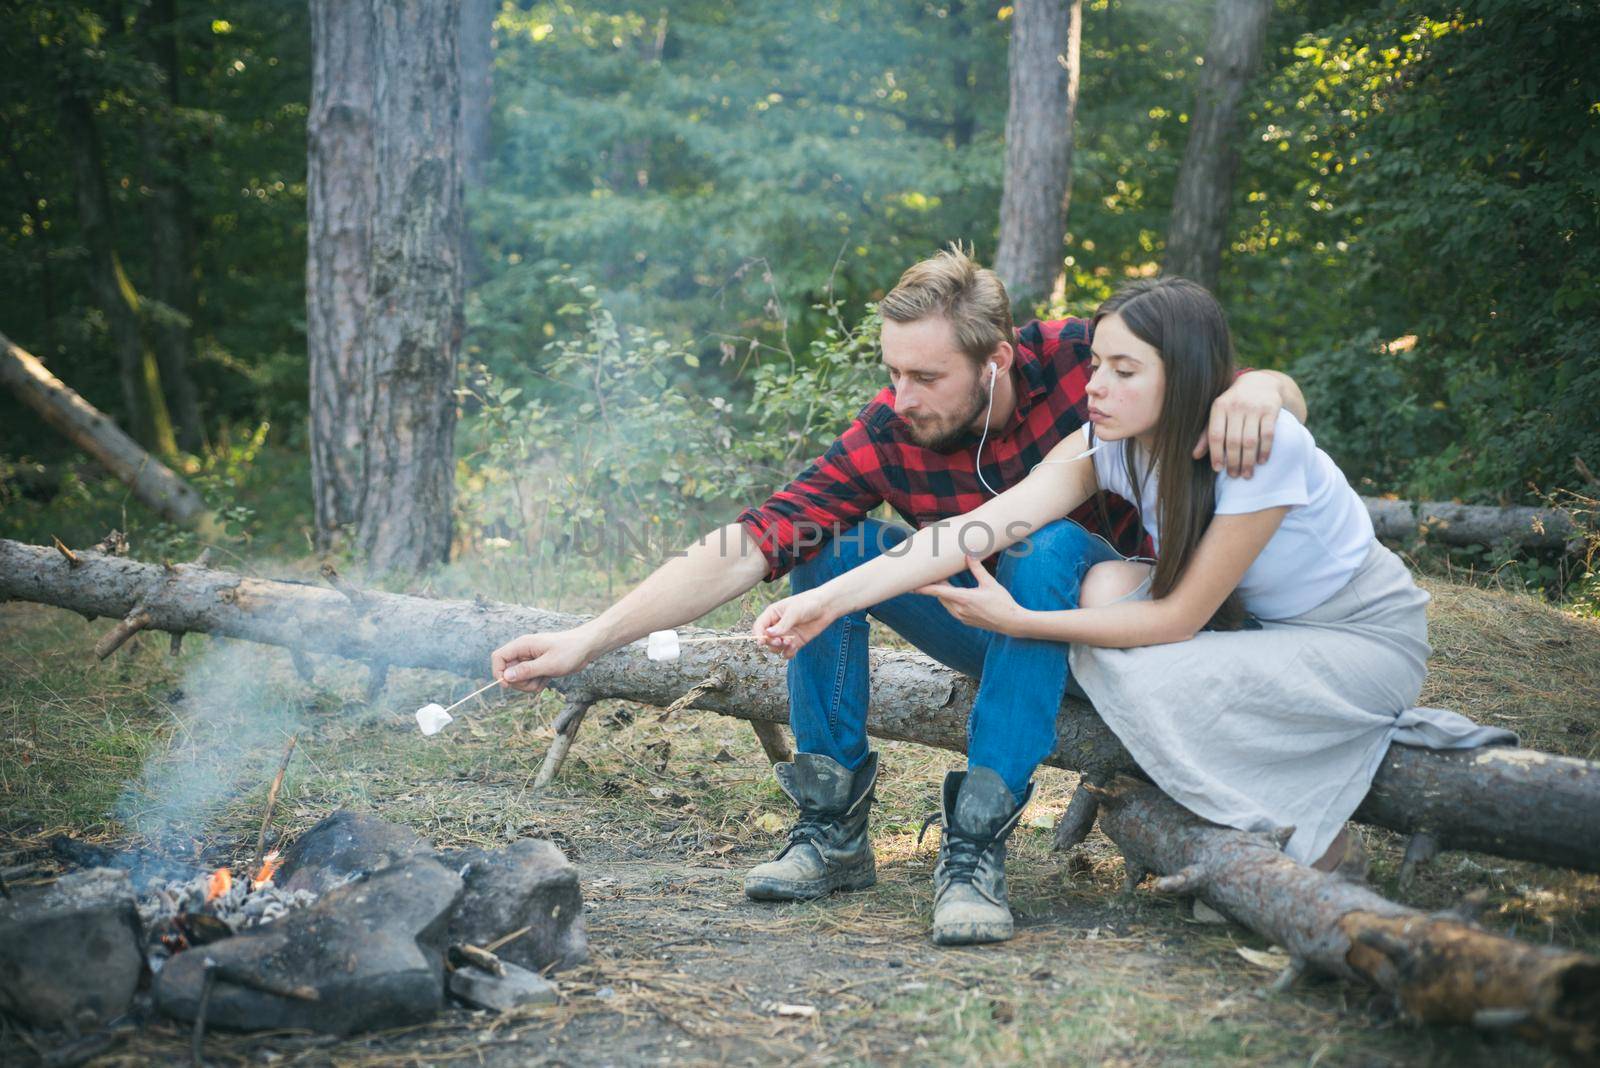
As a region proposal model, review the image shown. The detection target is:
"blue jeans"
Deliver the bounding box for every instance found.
[787,518,1119,800]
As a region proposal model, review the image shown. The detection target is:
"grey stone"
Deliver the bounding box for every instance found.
[0,868,143,1029]
[273,810,431,895]
[447,838,588,972]
[448,961,559,1012]
[154,855,463,1035]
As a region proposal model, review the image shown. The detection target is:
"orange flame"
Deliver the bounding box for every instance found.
[205,867,232,903]
[252,849,283,890]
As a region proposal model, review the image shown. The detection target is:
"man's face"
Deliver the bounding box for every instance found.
[881,316,988,450]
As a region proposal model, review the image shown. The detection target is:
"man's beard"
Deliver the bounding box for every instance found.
[902,378,989,451]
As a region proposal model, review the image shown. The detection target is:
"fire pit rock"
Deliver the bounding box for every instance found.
[447,839,588,972]
[155,855,463,1035]
[0,868,143,1029]
[273,809,432,894]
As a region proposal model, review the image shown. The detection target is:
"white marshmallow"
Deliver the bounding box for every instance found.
[415,703,454,736]
[646,629,681,661]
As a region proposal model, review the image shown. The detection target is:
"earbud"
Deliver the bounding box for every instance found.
[987,361,998,384]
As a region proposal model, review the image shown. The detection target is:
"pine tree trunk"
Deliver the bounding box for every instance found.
[356,0,465,575]
[139,0,204,455]
[993,0,1082,311]
[1163,0,1272,292]
[58,84,176,456]
[306,0,377,548]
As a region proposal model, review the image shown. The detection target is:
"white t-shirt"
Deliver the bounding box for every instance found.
[1089,410,1374,620]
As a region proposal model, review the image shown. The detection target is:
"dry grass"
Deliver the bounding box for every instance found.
[2,569,1598,1066]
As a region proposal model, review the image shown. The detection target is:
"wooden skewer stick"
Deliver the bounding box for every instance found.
[250,734,298,878]
[441,678,501,715]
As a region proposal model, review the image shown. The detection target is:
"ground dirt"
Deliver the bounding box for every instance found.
[2,574,1598,1066]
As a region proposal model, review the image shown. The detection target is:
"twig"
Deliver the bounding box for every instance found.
[449,943,506,976]
[191,960,216,1067]
[656,667,732,723]
[50,535,80,568]
[483,925,532,954]
[251,735,298,877]
[212,963,319,1001]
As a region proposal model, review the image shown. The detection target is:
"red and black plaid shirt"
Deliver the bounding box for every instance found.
[737,317,1145,582]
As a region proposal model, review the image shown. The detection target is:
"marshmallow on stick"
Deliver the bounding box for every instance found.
[646,629,757,662]
[415,678,501,736]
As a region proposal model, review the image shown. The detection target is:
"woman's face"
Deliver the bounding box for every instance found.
[1086,312,1165,444]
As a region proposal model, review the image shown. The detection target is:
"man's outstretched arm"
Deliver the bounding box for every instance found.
[493,522,769,692]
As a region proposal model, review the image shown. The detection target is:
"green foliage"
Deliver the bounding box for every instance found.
[1230,0,1600,503]
[0,1,309,459]
[457,276,884,589]
[473,0,1007,378]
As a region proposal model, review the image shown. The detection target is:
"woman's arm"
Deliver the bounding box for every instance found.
[752,428,1100,654]
[1011,506,1290,648]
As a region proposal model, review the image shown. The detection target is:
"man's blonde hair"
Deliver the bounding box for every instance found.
[879,243,1015,365]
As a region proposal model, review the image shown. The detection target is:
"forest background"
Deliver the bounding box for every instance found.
[2,0,1597,608]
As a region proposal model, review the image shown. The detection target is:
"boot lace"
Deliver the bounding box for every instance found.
[917,811,996,886]
[786,811,837,851]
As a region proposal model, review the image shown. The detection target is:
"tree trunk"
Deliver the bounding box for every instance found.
[1096,780,1597,1057]
[993,0,1082,311]
[57,82,177,456]
[1162,0,1271,292]
[137,0,204,455]
[0,337,213,531]
[356,0,465,575]
[306,0,377,547]
[1362,496,1580,551]
[1,536,1595,877]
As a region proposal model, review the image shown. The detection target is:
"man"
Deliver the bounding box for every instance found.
[493,246,1305,945]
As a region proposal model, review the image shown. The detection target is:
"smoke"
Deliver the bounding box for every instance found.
[115,636,309,844]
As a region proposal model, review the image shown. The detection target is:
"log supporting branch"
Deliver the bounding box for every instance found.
[534,696,593,790]
[0,537,1596,875]
[1097,779,1599,1056]
[94,607,152,659]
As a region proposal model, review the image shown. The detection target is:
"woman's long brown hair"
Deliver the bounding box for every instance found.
[1092,277,1246,631]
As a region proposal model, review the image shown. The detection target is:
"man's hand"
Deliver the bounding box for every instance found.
[751,590,837,661]
[492,629,599,693]
[1194,370,1290,478]
[915,556,1027,635]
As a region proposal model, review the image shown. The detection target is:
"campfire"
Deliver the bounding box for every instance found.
[1,810,589,1045]
[138,850,318,972]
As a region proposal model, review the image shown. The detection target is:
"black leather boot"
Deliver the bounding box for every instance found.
[927,765,1033,945]
[744,751,878,901]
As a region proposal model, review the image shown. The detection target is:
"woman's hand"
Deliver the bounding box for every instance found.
[915,556,1029,635]
[752,590,838,660]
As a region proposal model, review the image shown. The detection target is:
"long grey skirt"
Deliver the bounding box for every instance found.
[1068,542,1517,864]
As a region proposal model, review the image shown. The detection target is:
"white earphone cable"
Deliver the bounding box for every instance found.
[975,363,1000,496]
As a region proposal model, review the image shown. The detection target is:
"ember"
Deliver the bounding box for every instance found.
[205,866,232,902]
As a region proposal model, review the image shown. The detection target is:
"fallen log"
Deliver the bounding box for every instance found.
[1,536,1596,876]
[0,332,218,535]
[1361,495,1581,551]
[1097,779,1599,1056]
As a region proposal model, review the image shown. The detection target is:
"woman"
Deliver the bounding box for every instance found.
[754,276,1513,870]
